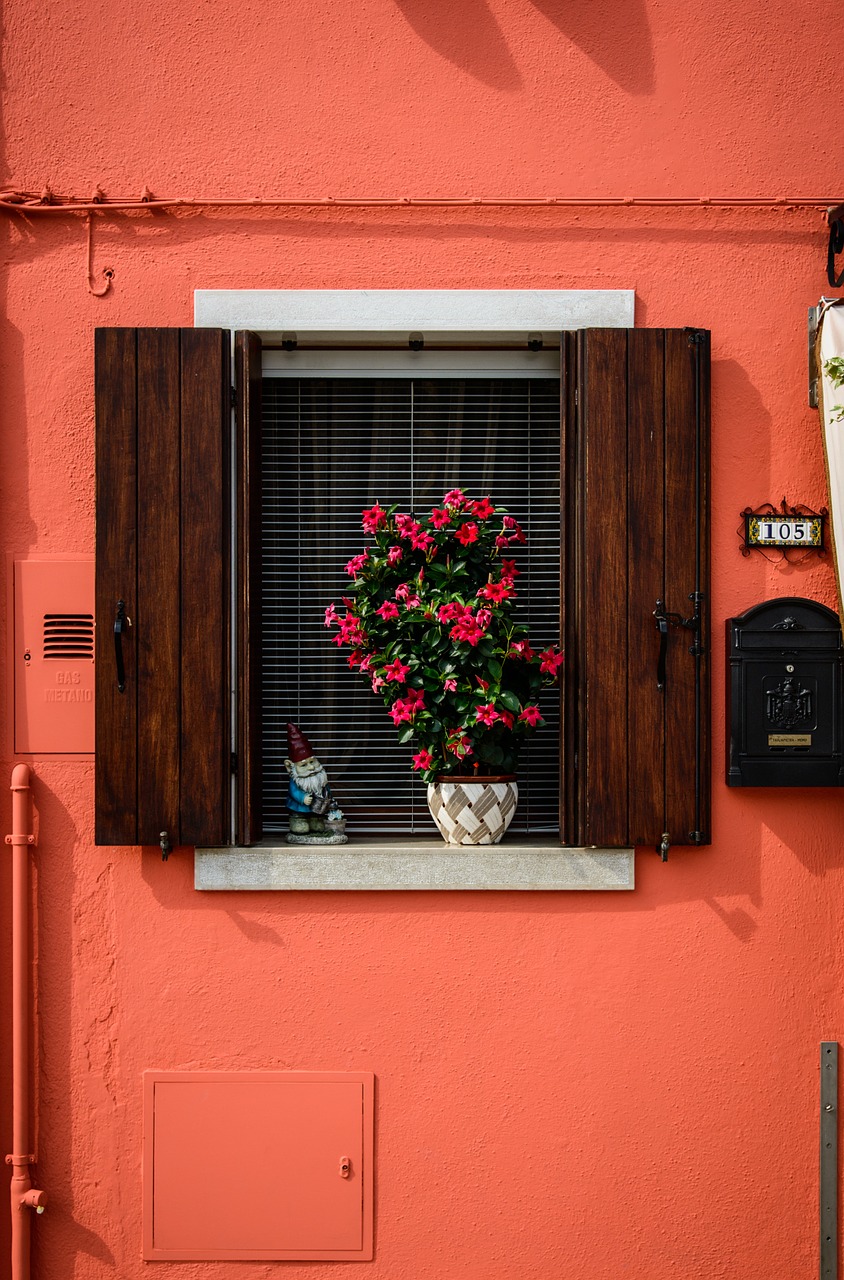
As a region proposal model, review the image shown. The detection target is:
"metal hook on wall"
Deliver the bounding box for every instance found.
[86,211,113,297]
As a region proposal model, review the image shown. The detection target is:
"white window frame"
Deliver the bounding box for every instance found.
[193,290,636,891]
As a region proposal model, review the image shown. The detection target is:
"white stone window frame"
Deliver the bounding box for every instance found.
[193,289,636,891]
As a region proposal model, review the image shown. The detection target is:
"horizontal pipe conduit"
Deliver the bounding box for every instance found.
[0,191,841,215]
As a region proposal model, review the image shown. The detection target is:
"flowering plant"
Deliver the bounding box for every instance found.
[325,488,563,782]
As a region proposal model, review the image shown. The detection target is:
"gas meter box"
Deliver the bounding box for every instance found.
[727,597,844,787]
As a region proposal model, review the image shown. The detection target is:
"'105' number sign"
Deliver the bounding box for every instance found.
[742,501,826,559]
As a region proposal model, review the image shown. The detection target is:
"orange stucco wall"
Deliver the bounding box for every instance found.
[0,2,842,1277]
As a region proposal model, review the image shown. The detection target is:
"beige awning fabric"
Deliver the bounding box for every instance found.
[818,302,844,619]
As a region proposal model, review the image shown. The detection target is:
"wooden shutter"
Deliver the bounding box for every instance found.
[562,328,710,853]
[235,331,263,845]
[95,328,232,848]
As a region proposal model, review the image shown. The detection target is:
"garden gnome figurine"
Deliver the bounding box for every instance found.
[284,723,347,845]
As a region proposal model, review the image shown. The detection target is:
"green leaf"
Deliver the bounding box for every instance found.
[488,658,502,681]
[498,689,521,712]
[396,724,415,744]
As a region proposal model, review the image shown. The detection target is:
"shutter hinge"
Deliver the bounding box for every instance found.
[231,752,238,775]
[686,329,706,347]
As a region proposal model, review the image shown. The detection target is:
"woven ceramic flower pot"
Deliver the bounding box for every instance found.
[426,775,518,845]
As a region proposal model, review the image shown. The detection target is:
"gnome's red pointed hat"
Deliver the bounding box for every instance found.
[287,723,315,763]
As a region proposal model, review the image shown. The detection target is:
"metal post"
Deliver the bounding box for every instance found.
[821,1042,838,1280]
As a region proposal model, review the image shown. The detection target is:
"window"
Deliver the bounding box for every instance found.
[94,316,710,855]
[262,367,561,836]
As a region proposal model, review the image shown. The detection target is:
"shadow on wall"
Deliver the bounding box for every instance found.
[390,0,655,95]
[528,0,655,95]
[390,0,522,91]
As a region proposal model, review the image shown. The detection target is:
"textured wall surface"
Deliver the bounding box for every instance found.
[0,1,842,1277]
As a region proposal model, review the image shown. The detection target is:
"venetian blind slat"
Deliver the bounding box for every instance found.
[261,377,561,836]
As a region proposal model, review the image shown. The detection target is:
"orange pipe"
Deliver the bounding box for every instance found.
[5,766,46,1280]
[0,191,840,214]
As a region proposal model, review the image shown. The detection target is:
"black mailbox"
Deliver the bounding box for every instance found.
[727,597,844,786]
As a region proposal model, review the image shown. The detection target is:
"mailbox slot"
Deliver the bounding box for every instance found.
[727,597,844,786]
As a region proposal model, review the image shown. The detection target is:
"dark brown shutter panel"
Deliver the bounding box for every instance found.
[235,331,263,845]
[95,328,232,848]
[95,329,138,844]
[563,328,710,851]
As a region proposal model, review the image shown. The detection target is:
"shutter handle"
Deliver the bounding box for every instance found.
[114,599,131,693]
[653,597,703,691]
[654,603,670,690]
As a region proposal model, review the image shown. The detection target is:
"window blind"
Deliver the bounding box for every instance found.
[261,377,561,836]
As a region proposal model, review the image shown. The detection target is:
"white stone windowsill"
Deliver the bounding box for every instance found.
[194,840,635,891]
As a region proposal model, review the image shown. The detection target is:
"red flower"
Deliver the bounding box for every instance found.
[503,516,526,544]
[443,488,467,509]
[475,703,500,726]
[539,647,564,675]
[443,676,457,692]
[507,639,536,661]
[344,550,369,579]
[477,581,516,603]
[498,710,515,729]
[455,522,479,546]
[476,676,490,691]
[404,686,425,708]
[396,514,422,541]
[376,600,399,620]
[519,705,544,727]
[430,507,452,528]
[472,496,495,519]
[500,558,520,578]
[409,530,435,552]
[412,749,435,771]
[450,616,486,646]
[390,699,413,725]
[361,503,387,534]
[437,601,465,622]
[324,603,340,627]
[387,545,403,565]
[383,658,411,682]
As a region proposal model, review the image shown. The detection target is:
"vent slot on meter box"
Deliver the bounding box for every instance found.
[143,1071,374,1261]
[43,614,94,660]
[14,559,95,754]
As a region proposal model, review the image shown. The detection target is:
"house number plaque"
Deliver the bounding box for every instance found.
[740,498,827,562]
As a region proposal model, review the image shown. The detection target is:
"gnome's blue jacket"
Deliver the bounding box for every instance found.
[287,778,332,814]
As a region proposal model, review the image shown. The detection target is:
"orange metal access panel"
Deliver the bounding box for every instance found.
[13,558,94,754]
[143,1071,374,1261]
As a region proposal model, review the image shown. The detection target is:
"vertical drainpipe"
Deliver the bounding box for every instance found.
[5,766,46,1280]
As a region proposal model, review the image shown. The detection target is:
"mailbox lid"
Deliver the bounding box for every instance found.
[730,597,842,653]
